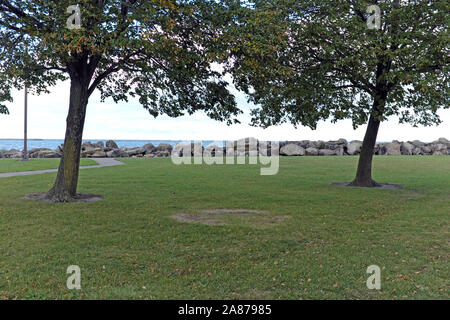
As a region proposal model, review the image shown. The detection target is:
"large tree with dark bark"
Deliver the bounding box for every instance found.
[0,0,240,201]
[225,0,449,187]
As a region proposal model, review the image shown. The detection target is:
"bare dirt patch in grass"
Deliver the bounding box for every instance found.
[25,193,104,203]
[170,209,288,228]
[331,182,403,190]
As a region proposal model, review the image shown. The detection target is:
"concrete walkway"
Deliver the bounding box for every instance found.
[0,158,124,179]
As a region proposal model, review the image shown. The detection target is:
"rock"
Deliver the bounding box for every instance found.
[409,140,425,147]
[5,149,22,158]
[143,143,156,154]
[106,148,129,158]
[203,145,224,157]
[155,143,173,153]
[155,151,170,158]
[82,148,103,157]
[258,141,273,156]
[93,141,105,149]
[346,141,362,155]
[172,143,191,157]
[280,144,305,156]
[28,148,53,158]
[82,142,96,151]
[383,142,401,155]
[124,147,145,157]
[437,137,450,145]
[305,147,319,156]
[35,150,61,158]
[56,145,64,154]
[326,139,348,147]
[430,143,447,153]
[236,137,258,156]
[311,140,326,149]
[335,146,345,156]
[106,140,118,149]
[420,146,432,155]
[401,142,415,155]
[90,150,107,158]
[319,149,336,156]
[192,142,203,157]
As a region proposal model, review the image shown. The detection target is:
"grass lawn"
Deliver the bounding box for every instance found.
[0,156,448,299]
[0,158,98,174]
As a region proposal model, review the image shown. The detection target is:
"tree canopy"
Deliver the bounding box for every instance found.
[226,0,449,129]
[0,0,241,122]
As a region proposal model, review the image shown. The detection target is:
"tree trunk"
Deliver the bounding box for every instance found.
[349,96,386,187]
[46,77,89,202]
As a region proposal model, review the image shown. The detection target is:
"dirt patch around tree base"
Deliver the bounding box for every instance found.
[25,193,104,203]
[330,182,403,190]
[170,209,288,228]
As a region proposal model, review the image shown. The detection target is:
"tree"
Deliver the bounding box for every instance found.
[0,0,240,201]
[226,0,449,187]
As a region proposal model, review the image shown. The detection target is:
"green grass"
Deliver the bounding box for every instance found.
[0,158,98,173]
[0,156,448,300]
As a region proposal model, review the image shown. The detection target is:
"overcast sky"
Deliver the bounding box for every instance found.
[0,80,448,142]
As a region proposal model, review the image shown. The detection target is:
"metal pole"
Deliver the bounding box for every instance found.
[23,84,29,161]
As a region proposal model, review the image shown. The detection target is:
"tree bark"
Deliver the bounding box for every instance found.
[349,95,386,187]
[46,76,89,202]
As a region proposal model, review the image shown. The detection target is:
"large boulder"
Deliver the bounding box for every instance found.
[305,147,319,156]
[90,150,107,158]
[325,139,347,148]
[203,145,224,157]
[310,140,326,149]
[409,140,425,148]
[192,142,204,157]
[124,147,145,157]
[106,148,129,158]
[82,142,96,152]
[280,143,305,156]
[258,141,273,156]
[82,148,105,158]
[346,141,362,155]
[143,143,156,154]
[412,147,423,155]
[155,143,173,153]
[171,143,191,157]
[5,149,22,158]
[155,151,171,158]
[236,137,258,156]
[319,149,337,156]
[28,148,53,158]
[400,142,415,155]
[430,143,447,153]
[35,150,61,158]
[383,142,401,155]
[420,146,432,155]
[437,137,450,145]
[106,140,118,149]
[93,141,105,149]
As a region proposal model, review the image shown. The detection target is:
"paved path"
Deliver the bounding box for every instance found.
[0,158,124,179]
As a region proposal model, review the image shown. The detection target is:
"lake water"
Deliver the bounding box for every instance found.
[0,139,225,151]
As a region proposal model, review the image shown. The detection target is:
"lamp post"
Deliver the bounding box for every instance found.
[23,83,29,161]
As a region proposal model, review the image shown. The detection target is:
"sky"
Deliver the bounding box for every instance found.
[0,80,449,142]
